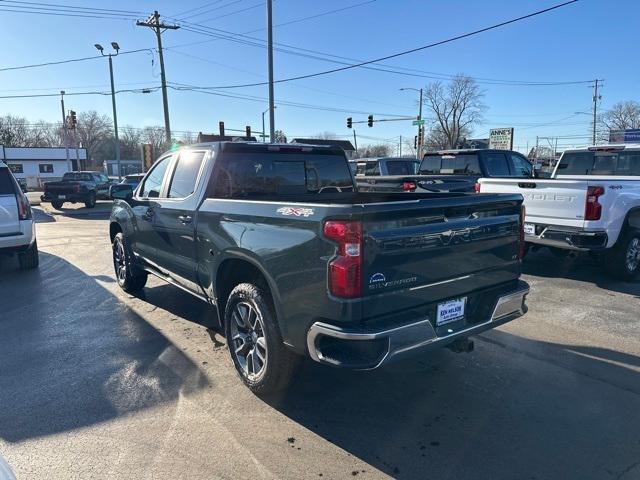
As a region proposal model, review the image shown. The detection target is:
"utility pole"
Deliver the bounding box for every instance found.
[266,0,275,141]
[95,43,122,180]
[591,79,602,145]
[60,91,71,172]
[352,130,358,156]
[399,135,402,157]
[417,88,423,159]
[137,11,179,146]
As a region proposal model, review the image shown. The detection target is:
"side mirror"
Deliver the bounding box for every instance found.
[110,184,133,201]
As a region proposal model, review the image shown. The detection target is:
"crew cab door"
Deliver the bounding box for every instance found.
[0,167,20,236]
[151,150,207,293]
[130,154,173,264]
[92,172,110,197]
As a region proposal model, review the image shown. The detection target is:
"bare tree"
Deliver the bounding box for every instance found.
[423,75,485,149]
[179,131,197,145]
[119,127,143,159]
[141,126,167,158]
[273,129,287,143]
[76,111,112,166]
[313,131,338,140]
[0,115,32,146]
[600,101,640,132]
[355,143,393,158]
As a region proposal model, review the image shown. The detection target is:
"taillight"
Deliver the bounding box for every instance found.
[323,220,362,298]
[518,205,526,260]
[402,181,416,192]
[585,186,604,221]
[474,182,481,193]
[16,193,31,220]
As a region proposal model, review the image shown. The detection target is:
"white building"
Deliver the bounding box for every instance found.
[0,146,87,189]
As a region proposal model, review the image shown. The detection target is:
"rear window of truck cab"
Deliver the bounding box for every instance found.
[63,172,93,181]
[420,154,482,175]
[557,150,640,175]
[211,152,354,198]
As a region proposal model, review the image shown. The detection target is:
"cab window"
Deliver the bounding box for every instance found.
[508,153,533,177]
[168,151,206,199]
[140,156,171,198]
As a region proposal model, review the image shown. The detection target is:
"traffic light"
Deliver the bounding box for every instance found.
[245,125,251,137]
[346,117,352,129]
[219,121,225,137]
[414,136,418,149]
[367,115,373,127]
[67,110,77,130]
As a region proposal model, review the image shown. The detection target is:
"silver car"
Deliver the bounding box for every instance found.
[0,161,38,269]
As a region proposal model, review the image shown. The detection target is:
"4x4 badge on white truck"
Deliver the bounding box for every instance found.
[276,206,315,217]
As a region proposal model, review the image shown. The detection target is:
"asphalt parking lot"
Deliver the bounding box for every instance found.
[1,208,639,480]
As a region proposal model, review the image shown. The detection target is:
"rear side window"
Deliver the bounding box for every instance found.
[211,153,354,198]
[168,151,205,198]
[0,168,15,195]
[483,153,510,176]
[509,153,533,177]
[365,161,380,175]
[386,161,418,175]
[420,154,481,175]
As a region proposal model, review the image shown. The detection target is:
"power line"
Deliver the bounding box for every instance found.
[0,0,144,15]
[0,48,153,73]
[168,0,228,20]
[179,0,243,21]
[197,1,264,23]
[0,5,138,20]
[174,0,586,89]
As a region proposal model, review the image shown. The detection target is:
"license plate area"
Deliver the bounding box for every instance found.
[58,195,66,199]
[436,297,466,326]
[524,223,535,236]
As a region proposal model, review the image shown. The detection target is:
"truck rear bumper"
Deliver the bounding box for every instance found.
[525,225,608,251]
[306,280,529,369]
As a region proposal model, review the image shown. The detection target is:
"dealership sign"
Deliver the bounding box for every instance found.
[489,128,514,150]
[609,129,640,143]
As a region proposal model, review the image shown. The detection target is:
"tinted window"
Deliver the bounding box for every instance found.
[0,168,15,195]
[365,161,380,175]
[63,172,92,181]
[557,151,640,176]
[123,176,143,185]
[140,156,171,198]
[212,153,354,198]
[484,153,510,176]
[168,151,205,198]
[419,154,481,175]
[509,153,533,177]
[386,161,419,175]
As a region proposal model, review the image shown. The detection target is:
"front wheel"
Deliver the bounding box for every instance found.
[112,232,147,292]
[604,229,640,281]
[85,192,96,209]
[51,200,64,209]
[224,283,298,395]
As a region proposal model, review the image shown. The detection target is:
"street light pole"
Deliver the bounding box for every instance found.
[96,43,121,180]
[262,106,276,142]
[400,87,424,159]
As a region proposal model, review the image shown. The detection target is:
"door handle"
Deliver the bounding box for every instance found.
[518,182,537,189]
[178,215,193,224]
[142,208,154,221]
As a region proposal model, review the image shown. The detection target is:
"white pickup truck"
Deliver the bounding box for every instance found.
[478,144,640,280]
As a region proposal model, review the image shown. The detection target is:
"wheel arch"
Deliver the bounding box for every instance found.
[214,255,281,330]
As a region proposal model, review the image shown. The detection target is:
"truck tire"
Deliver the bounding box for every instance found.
[18,241,39,270]
[604,229,640,281]
[112,232,147,292]
[224,283,298,395]
[85,192,97,209]
[51,200,64,209]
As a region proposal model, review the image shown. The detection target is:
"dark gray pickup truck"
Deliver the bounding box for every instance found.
[109,142,529,394]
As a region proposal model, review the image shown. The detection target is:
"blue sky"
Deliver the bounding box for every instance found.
[1,0,638,153]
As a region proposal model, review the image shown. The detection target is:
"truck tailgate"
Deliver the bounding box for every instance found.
[479,178,588,228]
[359,193,522,319]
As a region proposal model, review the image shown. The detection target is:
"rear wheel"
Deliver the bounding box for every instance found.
[224,283,297,395]
[85,192,97,209]
[604,229,640,281]
[18,241,39,270]
[51,200,63,209]
[112,232,147,292]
